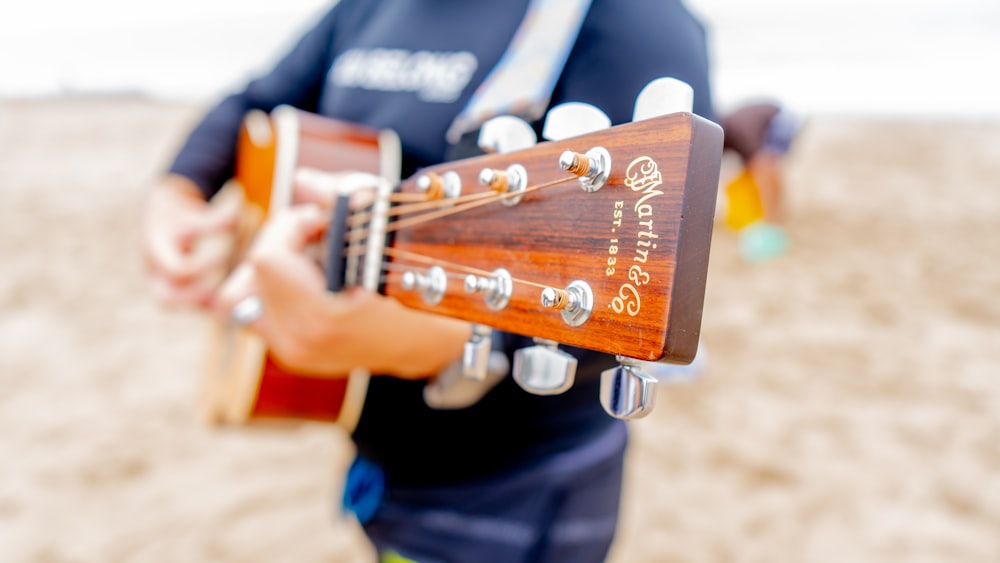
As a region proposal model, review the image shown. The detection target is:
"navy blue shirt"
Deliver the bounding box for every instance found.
[170,0,714,486]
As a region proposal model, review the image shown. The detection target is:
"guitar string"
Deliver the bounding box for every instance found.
[386,192,434,203]
[359,189,499,222]
[349,176,573,242]
[343,175,577,293]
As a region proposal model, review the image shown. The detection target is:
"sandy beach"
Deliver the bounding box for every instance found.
[1,97,998,562]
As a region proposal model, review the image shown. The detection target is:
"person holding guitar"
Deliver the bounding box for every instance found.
[143,1,716,561]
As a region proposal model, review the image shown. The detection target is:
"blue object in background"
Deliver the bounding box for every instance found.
[739,221,789,263]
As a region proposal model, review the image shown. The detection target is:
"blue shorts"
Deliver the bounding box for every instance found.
[347,422,628,563]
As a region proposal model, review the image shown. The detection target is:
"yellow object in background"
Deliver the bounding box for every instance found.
[381,550,419,563]
[724,168,764,231]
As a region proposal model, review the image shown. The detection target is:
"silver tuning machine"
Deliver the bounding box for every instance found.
[478,115,537,154]
[462,324,493,381]
[423,324,510,410]
[464,268,512,311]
[632,76,695,121]
[540,280,593,327]
[559,148,611,192]
[415,170,462,200]
[512,338,576,395]
[600,356,657,420]
[542,102,611,141]
[479,165,527,206]
[401,265,448,305]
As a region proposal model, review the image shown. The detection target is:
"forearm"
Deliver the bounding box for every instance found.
[349,295,472,379]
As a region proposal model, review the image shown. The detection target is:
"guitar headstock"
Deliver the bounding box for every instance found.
[381,111,723,365]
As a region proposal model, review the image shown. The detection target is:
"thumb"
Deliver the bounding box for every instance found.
[248,205,330,300]
[192,196,240,236]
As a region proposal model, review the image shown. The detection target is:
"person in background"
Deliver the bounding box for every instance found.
[142,1,715,561]
[720,101,799,262]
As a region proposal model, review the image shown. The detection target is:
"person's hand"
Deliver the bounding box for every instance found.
[216,203,470,379]
[142,175,239,308]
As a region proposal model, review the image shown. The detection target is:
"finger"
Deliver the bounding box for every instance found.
[184,196,240,240]
[146,231,231,285]
[145,204,236,283]
[149,273,218,308]
[252,242,328,303]
[293,169,341,208]
[250,237,331,347]
[346,175,382,210]
[248,206,331,335]
[251,205,329,260]
[213,264,276,338]
[293,170,385,209]
[211,263,256,317]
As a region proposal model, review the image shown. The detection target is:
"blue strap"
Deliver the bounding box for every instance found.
[342,454,386,524]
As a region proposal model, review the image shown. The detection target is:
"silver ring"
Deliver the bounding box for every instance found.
[231,296,263,325]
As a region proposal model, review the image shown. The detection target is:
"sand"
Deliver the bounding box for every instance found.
[1,97,998,562]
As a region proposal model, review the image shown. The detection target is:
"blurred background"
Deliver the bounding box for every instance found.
[4,0,998,117]
[1,1,999,562]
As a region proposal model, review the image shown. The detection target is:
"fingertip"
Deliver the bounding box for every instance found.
[296,203,328,227]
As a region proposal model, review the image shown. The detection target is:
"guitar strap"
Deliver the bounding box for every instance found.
[445,0,594,145]
[429,0,593,409]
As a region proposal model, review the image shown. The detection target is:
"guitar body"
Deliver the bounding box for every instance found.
[200,106,401,429]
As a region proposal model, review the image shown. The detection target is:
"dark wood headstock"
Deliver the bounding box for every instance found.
[381,112,723,363]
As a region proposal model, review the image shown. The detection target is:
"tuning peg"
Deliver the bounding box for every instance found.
[633,77,694,122]
[478,115,537,154]
[477,164,527,206]
[464,269,513,311]
[540,280,593,326]
[415,170,462,200]
[401,265,448,305]
[424,327,509,410]
[558,146,610,193]
[600,357,657,419]
[512,338,577,395]
[542,102,612,141]
[461,324,493,381]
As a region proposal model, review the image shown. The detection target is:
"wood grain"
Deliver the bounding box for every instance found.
[385,113,723,362]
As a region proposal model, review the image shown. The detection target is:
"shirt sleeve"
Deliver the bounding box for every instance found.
[166,6,343,199]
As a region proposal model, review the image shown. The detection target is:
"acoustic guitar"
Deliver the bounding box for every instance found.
[202,103,723,428]
[199,106,400,430]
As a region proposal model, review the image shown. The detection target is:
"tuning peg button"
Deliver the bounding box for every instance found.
[600,357,657,419]
[478,115,537,154]
[633,77,695,122]
[512,338,577,395]
[542,102,612,141]
[424,336,509,410]
[461,324,493,381]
